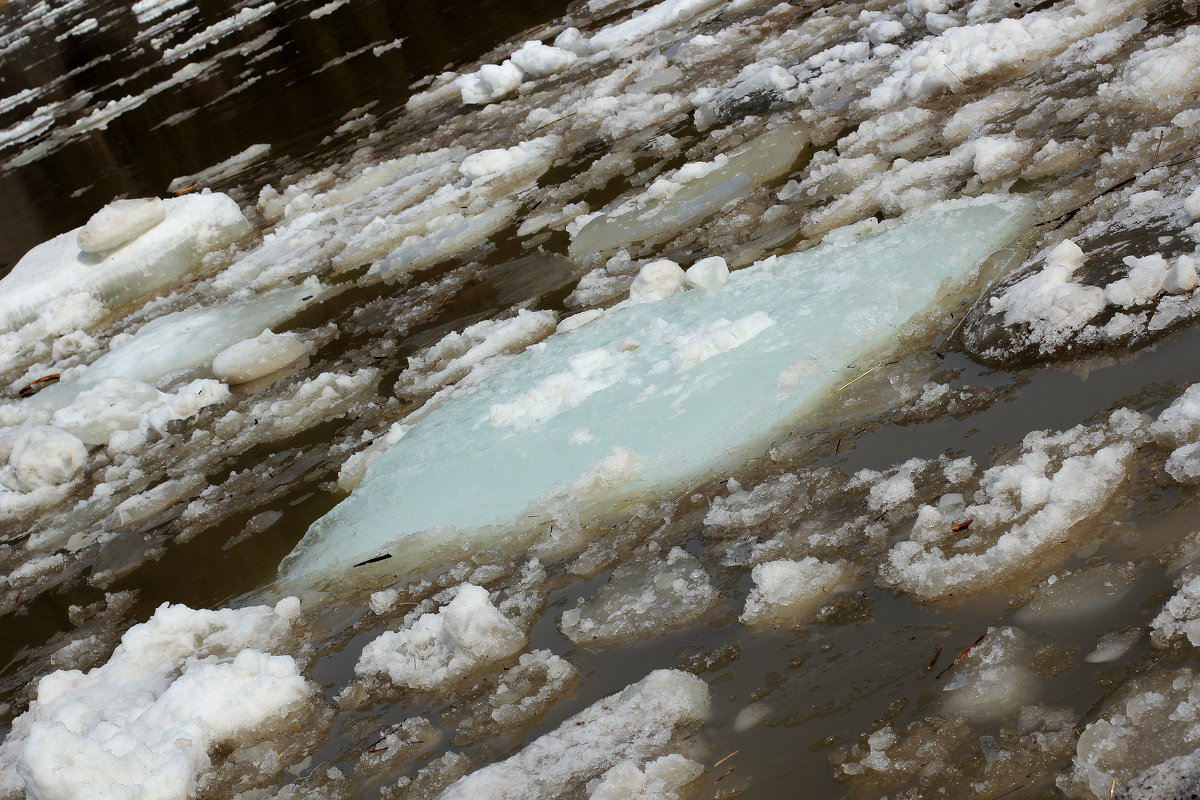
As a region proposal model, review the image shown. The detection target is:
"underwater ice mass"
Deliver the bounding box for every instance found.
[280,194,1033,580]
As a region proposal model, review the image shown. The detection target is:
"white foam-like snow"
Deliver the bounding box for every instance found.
[355,583,526,690]
[0,598,307,800]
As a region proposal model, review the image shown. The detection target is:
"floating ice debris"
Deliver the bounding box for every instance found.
[940,627,1038,722]
[560,547,717,646]
[456,61,524,105]
[437,669,710,800]
[1063,668,1200,798]
[0,191,250,364]
[0,598,309,800]
[586,0,723,54]
[280,195,1033,581]
[627,259,686,305]
[568,124,808,259]
[3,425,86,492]
[77,198,165,253]
[26,281,318,415]
[865,0,1152,110]
[740,557,853,629]
[166,143,271,195]
[448,649,578,746]
[212,330,311,385]
[508,40,578,78]
[1086,628,1141,664]
[1151,383,1200,485]
[1013,563,1137,625]
[683,256,728,292]
[354,583,526,691]
[1150,573,1200,648]
[163,2,277,61]
[587,754,703,800]
[881,409,1148,602]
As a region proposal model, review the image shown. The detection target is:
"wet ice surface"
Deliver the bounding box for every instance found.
[5,0,1200,797]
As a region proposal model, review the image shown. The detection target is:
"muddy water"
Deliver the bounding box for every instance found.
[4,0,1200,797]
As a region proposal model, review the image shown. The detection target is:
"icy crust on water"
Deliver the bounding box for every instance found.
[436,669,709,800]
[567,123,808,259]
[281,194,1033,580]
[1062,669,1200,798]
[880,408,1148,602]
[560,546,717,646]
[0,598,311,800]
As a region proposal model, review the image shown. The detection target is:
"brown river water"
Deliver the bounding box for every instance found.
[3,0,1200,797]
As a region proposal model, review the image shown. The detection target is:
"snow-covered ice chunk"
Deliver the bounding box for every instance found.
[28,282,317,414]
[458,136,561,183]
[50,378,165,445]
[0,598,308,800]
[77,198,164,253]
[587,0,723,53]
[212,330,311,385]
[587,754,703,800]
[280,195,1033,580]
[457,61,524,105]
[437,669,710,800]
[684,256,728,292]
[355,583,525,690]
[628,259,686,304]
[0,192,251,335]
[740,557,853,628]
[508,40,577,78]
[866,0,1151,110]
[4,426,86,491]
[560,547,717,646]
[881,410,1146,602]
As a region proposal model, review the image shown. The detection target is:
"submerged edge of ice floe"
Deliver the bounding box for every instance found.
[278,194,1035,583]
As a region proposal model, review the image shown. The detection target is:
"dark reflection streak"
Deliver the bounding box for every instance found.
[0,0,572,274]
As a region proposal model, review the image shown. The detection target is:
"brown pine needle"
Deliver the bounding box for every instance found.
[713,750,738,768]
[715,767,735,782]
[827,363,881,399]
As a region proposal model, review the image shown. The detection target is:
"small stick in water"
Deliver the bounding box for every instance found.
[936,631,987,680]
[713,750,738,768]
[926,646,944,672]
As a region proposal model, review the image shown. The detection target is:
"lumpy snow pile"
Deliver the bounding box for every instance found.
[0,598,311,800]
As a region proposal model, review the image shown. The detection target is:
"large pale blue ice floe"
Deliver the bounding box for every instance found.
[280,195,1034,581]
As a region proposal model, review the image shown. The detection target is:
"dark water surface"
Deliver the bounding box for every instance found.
[0,0,571,273]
